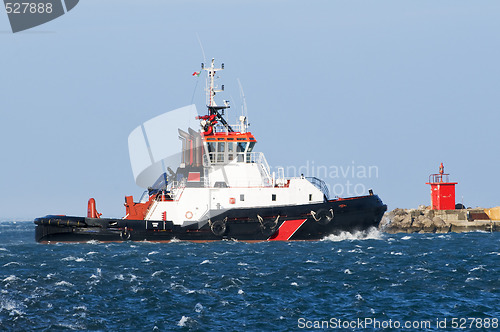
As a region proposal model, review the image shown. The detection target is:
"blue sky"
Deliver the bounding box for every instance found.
[1,1,499,219]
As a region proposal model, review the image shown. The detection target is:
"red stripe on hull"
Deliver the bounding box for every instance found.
[268,219,307,241]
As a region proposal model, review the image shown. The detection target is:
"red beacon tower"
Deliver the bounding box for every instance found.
[426,163,458,210]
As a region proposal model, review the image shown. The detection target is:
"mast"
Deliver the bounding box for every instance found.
[197,58,233,133]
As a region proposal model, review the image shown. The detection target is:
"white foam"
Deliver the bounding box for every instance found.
[200,260,211,265]
[194,303,203,313]
[344,269,353,274]
[55,281,74,287]
[90,268,102,279]
[148,251,159,255]
[401,236,412,240]
[0,297,24,316]
[322,227,383,242]
[62,256,85,262]
[291,282,299,287]
[177,316,191,327]
[237,289,244,295]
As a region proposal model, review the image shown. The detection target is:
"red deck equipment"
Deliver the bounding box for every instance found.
[426,163,458,210]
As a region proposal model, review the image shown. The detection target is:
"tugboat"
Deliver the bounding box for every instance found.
[35,59,387,243]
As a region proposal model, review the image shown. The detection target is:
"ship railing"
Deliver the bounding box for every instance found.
[169,179,186,200]
[212,123,246,133]
[203,151,270,170]
[306,177,330,199]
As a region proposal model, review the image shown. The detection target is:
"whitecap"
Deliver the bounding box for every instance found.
[152,271,163,277]
[3,262,21,267]
[237,289,244,295]
[401,236,412,240]
[86,251,98,255]
[62,256,85,262]
[355,294,364,301]
[466,277,480,282]
[148,251,159,256]
[62,256,76,261]
[2,275,19,282]
[305,260,319,264]
[177,316,191,327]
[200,259,211,265]
[291,282,299,287]
[237,262,248,266]
[55,281,74,287]
[391,252,403,256]
[90,268,102,279]
[469,265,486,272]
[344,269,353,274]
[73,305,87,311]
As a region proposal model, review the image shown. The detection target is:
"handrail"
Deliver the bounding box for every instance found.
[306,177,330,199]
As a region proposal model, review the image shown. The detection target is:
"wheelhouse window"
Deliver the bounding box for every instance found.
[237,142,247,162]
[227,142,235,161]
[272,194,276,201]
[240,194,244,201]
[207,142,216,162]
[217,142,225,163]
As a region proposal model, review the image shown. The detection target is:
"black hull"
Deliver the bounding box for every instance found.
[34,195,387,243]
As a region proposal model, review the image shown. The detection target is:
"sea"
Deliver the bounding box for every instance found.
[1,221,499,331]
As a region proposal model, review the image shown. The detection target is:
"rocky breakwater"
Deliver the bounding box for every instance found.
[380,206,500,234]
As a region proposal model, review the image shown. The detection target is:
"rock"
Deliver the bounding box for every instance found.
[432,216,445,227]
[421,218,433,228]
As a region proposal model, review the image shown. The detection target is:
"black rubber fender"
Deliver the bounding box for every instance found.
[210,219,227,237]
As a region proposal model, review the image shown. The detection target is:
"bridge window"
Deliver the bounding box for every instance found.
[272,194,276,201]
[217,142,225,163]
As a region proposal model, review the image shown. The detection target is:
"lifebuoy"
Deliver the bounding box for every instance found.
[185,211,193,219]
[311,209,334,225]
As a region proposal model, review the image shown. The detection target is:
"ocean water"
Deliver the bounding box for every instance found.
[1,221,499,331]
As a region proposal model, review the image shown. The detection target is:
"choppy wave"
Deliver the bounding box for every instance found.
[1,221,500,330]
[321,227,384,241]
